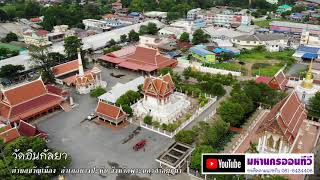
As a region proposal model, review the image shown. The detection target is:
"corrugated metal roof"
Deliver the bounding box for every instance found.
[189,46,214,56]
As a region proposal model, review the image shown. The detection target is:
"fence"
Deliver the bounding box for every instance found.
[177,61,242,76]
[130,96,217,138]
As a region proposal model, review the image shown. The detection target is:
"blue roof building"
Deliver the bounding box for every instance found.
[189,46,216,63]
[128,12,140,17]
[213,47,240,55]
[294,45,320,60]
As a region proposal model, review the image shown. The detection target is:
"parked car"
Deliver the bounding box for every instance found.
[86,113,98,121]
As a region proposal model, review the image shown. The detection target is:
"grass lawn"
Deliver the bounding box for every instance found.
[252,63,283,77]
[254,18,290,28]
[237,49,295,64]
[203,62,242,72]
[0,43,22,51]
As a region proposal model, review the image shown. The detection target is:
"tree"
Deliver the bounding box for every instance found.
[292,5,306,13]
[146,22,157,35]
[108,39,117,46]
[122,104,133,116]
[0,64,25,79]
[1,136,71,179]
[4,32,18,42]
[179,32,190,42]
[192,29,210,45]
[139,25,148,35]
[174,130,196,144]
[120,34,127,43]
[143,115,153,125]
[308,92,320,118]
[48,52,66,64]
[190,145,214,171]
[218,101,245,127]
[24,1,41,18]
[29,45,55,83]
[128,30,139,42]
[90,86,106,97]
[231,92,254,116]
[64,36,83,60]
[0,9,8,22]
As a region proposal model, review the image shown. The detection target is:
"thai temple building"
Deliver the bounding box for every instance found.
[51,49,106,94]
[133,74,191,124]
[295,61,318,104]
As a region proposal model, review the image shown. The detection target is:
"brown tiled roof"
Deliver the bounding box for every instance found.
[51,60,79,77]
[36,30,48,36]
[18,120,37,137]
[2,79,47,106]
[95,101,126,120]
[0,79,64,122]
[0,128,20,143]
[257,91,307,144]
[99,46,177,72]
[143,74,175,97]
[46,85,69,97]
[75,73,94,86]
[0,124,12,133]
[268,70,288,90]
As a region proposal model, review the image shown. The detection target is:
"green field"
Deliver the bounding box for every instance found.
[252,63,283,77]
[0,43,22,51]
[203,62,241,72]
[238,48,295,64]
[254,18,290,28]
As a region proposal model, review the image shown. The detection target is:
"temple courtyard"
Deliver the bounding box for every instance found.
[32,67,174,180]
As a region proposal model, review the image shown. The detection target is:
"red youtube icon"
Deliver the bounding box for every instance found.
[206,158,218,169]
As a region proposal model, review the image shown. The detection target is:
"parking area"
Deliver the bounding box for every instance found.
[36,67,175,180]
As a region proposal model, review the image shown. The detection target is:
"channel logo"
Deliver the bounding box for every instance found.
[202,154,245,174]
[206,159,218,169]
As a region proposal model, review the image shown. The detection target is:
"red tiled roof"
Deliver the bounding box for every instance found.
[46,85,69,97]
[18,120,37,137]
[2,79,47,106]
[0,124,12,133]
[257,91,307,144]
[143,74,175,97]
[0,79,64,122]
[268,70,288,90]
[0,128,20,143]
[30,17,41,22]
[9,94,63,121]
[99,46,177,72]
[256,76,272,84]
[51,60,79,77]
[95,101,126,120]
[36,30,48,37]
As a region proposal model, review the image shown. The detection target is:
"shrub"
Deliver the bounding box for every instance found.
[90,86,106,98]
[152,121,160,128]
[143,115,153,125]
[174,130,196,144]
[121,104,133,116]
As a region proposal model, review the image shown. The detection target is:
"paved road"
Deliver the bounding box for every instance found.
[286,63,307,77]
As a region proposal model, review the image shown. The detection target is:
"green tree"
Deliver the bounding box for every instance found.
[0,64,25,79]
[122,104,133,116]
[291,5,306,13]
[146,22,157,35]
[218,101,245,127]
[4,32,18,42]
[64,36,83,60]
[0,9,8,22]
[90,86,106,97]
[179,32,190,42]
[174,130,196,144]
[29,45,55,83]
[308,92,320,118]
[143,115,153,125]
[231,92,254,116]
[128,30,139,42]
[192,29,210,45]
[108,39,117,46]
[190,145,214,171]
[139,25,148,35]
[120,34,127,43]
[24,1,41,18]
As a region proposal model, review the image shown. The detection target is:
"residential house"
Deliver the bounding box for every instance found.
[23,29,52,47]
[187,8,201,20]
[300,30,320,46]
[276,4,292,14]
[189,46,216,63]
[293,45,320,60]
[231,33,288,50]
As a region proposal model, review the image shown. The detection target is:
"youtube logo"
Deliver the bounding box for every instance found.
[202,154,245,174]
[206,159,218,169]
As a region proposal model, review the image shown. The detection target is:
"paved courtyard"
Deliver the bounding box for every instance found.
[36,67,175,180]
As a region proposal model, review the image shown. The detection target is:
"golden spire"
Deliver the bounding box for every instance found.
[301,60,313,89]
